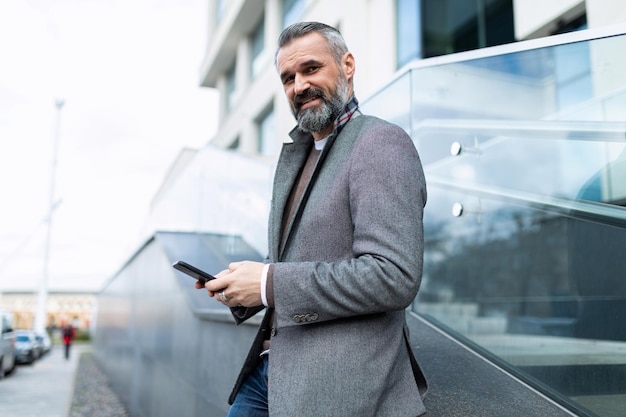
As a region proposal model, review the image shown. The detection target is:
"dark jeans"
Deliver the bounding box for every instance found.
[64,343,71,360]
[227,355,269,417]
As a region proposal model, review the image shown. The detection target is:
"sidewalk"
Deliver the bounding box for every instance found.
[0,343,86,417]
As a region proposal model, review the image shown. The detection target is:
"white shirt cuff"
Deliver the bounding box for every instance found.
[261,263,270,307]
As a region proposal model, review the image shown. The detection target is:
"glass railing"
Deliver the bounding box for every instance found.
[363,27,626,417]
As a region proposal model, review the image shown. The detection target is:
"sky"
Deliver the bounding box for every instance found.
[0,0,218,292]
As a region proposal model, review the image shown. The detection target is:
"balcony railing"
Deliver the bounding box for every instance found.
[362,24,626,417]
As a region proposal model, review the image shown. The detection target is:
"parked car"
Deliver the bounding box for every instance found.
[27,331,43,359]
[0,310,16,378]
[35,332,52,355]
[14,330,40,365]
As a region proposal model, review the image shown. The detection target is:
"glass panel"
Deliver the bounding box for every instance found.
[358,71,412,133]
[363,30,626,417]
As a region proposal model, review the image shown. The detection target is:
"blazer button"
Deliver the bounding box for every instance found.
[310,313,318,321]
[293,315,302,323]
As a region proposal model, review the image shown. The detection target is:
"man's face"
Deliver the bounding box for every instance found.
[276,32,354,136]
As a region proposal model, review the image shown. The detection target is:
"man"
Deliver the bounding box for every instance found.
[200,21,427,416]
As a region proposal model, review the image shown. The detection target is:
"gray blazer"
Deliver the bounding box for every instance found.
[230,114,427,417]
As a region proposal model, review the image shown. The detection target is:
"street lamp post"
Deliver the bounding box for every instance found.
[34,99,64,335]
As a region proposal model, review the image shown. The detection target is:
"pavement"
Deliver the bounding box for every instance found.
[0,343,88,417]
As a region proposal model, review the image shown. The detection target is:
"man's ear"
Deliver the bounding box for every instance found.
[342,51,355,81]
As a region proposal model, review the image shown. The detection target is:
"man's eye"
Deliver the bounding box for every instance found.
[307,66,318,73]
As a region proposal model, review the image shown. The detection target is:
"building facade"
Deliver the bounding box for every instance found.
[0,291,95,333]
[198,0,625,158]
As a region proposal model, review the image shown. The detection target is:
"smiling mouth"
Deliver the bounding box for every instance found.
[298,97,319,109]
[295,91,323,109]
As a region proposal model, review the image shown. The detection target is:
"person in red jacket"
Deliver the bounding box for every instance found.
[62,324,74,360]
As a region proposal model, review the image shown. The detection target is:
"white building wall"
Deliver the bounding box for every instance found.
[587,0,626,27]
[513,0,584,40]
[514,0,626,41]
[587,0,626,102]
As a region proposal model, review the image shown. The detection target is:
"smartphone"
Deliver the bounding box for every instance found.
[172,260,217,285]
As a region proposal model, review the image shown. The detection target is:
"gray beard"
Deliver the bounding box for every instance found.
[295,76,350,134]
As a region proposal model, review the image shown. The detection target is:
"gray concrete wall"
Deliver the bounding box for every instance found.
[93,232,261,417]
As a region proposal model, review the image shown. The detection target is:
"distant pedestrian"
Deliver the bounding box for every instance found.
[62,324,75,360]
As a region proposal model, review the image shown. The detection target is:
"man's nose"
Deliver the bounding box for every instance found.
[293,74,309,96]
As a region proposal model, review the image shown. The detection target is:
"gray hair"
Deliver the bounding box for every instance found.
[275,21,349,66]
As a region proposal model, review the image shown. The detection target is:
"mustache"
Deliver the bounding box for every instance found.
[294,88,326,108]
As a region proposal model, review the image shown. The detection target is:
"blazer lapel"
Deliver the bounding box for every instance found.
[276,132,340,260]
[271,137,312,260]
[273,116,366,260]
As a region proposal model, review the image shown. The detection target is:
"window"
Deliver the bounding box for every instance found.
[282,0,305,28]
[397,0,422,68]
[216,0,227,21]
[551,14,588,35]
[257,106,277,156]
[422,0,515,58]
[227,136,240,150]
[396,0,515,66]
[250,16,266,79]
[226,64,237,111]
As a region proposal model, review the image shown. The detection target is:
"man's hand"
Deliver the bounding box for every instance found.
[196,261,264,308]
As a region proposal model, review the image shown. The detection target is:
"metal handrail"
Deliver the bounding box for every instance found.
[428,176,626,227]
[414,119,626,142]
